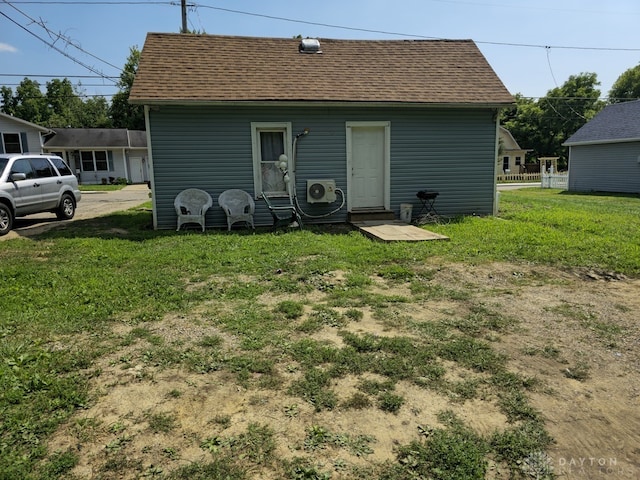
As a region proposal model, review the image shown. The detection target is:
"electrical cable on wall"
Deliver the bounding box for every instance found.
[288,128,346,219]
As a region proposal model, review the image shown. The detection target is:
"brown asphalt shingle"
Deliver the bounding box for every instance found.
[129,33,513,105]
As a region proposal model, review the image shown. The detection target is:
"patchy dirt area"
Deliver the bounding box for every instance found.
[47,262,640,479]
[448,263,640,479]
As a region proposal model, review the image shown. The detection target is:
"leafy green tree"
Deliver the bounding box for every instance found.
[1,77,110,127]
[609,64,640,103]
[502,73,604,169]
[1,86,17,115]
[109,46,145,130]
[10,78,47,124]
[80,96,111,128]
[45,78,82,126]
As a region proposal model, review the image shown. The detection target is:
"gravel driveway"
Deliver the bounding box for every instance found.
[2,184,151,241]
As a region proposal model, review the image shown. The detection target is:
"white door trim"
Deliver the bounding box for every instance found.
[346,121,391,211]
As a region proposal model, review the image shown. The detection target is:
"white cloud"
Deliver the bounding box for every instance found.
[0,43,18,53]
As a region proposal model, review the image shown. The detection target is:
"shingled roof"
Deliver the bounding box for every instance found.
[564,100,640,146]
[44,128,147,148]
[129,33,513,106]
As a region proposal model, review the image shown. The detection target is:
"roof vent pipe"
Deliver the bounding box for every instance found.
[299,38,322,54]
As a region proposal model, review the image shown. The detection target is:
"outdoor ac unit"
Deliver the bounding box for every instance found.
[307,179,337,203]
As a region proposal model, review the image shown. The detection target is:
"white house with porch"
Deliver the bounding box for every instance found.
[498,126,531,174]
[43,128,149,185]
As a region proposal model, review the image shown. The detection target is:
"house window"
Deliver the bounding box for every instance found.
[80,150,109,172]
[2,133,22,154]
[251,122,292,197]
[502,156,510,172]
[515,156,522,166]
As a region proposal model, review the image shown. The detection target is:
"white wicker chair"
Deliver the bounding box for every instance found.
[218,189,255,231]
[174,188,213,231]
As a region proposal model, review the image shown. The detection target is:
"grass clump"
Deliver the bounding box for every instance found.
[275,300,305,319]
[388,420,489,480]
[146,412,178,433]
[288,368,338,412]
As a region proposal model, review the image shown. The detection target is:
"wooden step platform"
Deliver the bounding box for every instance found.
[350,220,449,243]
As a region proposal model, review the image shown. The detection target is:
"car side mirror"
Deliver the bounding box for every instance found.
[10,173,27,181]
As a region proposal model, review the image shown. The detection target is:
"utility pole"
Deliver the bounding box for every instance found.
[181,0,187,33]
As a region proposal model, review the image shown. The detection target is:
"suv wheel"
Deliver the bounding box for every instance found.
[0,203,13,236]
[56,193,76,220]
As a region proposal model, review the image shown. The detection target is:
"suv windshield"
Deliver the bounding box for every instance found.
[0,158,8,177]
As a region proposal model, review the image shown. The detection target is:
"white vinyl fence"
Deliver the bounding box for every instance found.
[496,173,541,182]
[541,172,568,189]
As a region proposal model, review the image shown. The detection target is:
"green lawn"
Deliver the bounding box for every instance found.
[0,189,638,479]
[78,184,127,192]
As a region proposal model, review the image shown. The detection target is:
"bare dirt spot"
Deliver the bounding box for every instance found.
[47,262,640,479]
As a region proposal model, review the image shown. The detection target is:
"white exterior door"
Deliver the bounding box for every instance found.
[129,157,145,183]
[347,122,390,210]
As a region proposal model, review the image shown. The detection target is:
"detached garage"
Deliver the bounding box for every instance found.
[564,100,640,194]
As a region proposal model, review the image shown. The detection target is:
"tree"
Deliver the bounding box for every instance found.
[1,77,110,127]
[6,78,47,124]
[502,73,604,169]
[609,64,640,103]
[109,46,145,130]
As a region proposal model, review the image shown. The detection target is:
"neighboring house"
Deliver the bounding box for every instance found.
[129,34,514,230]
[498,126,530,174]
[564,100,640,194]
[0,112,52,154]
[43,128,149,185]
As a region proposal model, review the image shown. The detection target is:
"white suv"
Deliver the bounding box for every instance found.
[0,153,81,236]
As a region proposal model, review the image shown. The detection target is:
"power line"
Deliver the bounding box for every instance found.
[0,74,120,79]
[193,3,640,52]
[3,0,123,73]
[7,0,640,52]
[1,83,118,87]
[0,9,118,83]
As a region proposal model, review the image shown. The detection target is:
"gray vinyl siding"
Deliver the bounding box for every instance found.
[148,105,498,229]
[568,142,640,193]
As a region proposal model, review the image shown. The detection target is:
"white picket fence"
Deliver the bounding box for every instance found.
[496,173,541,182]
[541,173,568,189]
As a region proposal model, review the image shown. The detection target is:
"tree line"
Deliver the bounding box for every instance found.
[502,64,640,169]
[2,44,640,167]
[0,47,143,131]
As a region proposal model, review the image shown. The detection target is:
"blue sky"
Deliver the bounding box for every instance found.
[1,0,640,101]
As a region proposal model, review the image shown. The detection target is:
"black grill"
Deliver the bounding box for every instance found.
[416,190,438,200]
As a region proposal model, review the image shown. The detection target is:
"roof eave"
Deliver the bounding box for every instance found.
[564,137,640,147]
[131,99,514,109]
[0,112,52,133]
